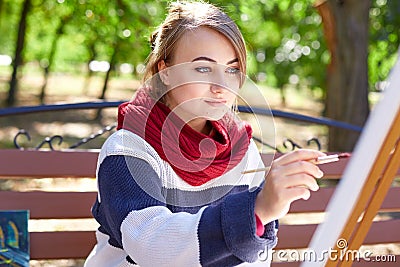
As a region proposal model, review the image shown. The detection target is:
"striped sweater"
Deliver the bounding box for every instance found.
[84,129,278,267]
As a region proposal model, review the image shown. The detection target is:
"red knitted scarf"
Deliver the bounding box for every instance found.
[117,89,252,186]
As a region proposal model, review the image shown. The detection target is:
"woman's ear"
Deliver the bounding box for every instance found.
[158,60,170,85]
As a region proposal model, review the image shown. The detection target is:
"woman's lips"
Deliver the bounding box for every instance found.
[204,99,227,107]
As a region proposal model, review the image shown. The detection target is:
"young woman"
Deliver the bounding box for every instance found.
[84,1,325,266]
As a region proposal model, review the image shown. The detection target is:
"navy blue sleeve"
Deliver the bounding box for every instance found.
[198,189,277,266]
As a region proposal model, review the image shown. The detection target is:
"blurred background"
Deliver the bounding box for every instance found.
[1,1,400,266]
[0,0,399,152]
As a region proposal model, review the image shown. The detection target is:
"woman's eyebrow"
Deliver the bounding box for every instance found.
[192,56,216,63]
[191,56,239,65]
[226,58,239,65]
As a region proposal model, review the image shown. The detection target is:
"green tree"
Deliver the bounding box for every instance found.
[2,0,400,151]
[216,0,328,101]
[369,0,400,91]
[316,0,371,151]
[33,1,76,103]
[7,0,31,106]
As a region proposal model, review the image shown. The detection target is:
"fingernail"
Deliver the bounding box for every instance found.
[317,169,324,178]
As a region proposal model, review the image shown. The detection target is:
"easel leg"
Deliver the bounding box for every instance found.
[325,108,400,267]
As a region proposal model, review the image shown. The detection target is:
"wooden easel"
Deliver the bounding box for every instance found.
[303,55,400,267]
[325,108,400,267]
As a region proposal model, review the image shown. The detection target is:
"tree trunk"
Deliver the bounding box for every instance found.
[82,41,97,95]
[99,44,118,100]
[39,30,59,104]
[7,0,31,106]
[95,43,118,120]
[40,14,73,104]
[315,0,371,151]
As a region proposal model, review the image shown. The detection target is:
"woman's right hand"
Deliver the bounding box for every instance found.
[255,149,326,225]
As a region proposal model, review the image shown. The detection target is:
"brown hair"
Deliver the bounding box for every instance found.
[143,1,246,100]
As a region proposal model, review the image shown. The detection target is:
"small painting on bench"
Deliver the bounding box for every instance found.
[0,210,29,267]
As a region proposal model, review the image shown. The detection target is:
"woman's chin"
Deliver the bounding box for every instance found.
[201,109,229,121]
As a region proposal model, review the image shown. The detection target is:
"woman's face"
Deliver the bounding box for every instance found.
[159,27,241,125]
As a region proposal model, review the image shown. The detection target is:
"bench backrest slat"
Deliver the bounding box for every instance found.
[0,191,97,219]
[275,219,400,249]
[5,149,399,179]
[30,231,96,259]
[0,149,98,178]
[260,153,400,178]
[290,186,400,213]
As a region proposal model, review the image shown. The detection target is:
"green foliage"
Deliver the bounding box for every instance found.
[369,0,400,91]
[218,0,327,91]
[0,0,399,94]
[0,0,25,56]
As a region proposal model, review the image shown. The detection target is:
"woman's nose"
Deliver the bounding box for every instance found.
[210,69,228,94]
[210,84,225,94]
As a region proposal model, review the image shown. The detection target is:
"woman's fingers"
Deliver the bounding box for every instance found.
[256,149,327,223]
[272,160,324,179]
[283,173,320,191]
[274,149,326,166]
[286,187,312,202]
[269,172,319,192]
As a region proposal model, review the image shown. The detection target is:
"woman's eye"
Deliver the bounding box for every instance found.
[226,67,240,75]
[195,66,212,73]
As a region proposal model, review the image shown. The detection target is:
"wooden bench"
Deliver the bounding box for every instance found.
[0,149,399,266]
